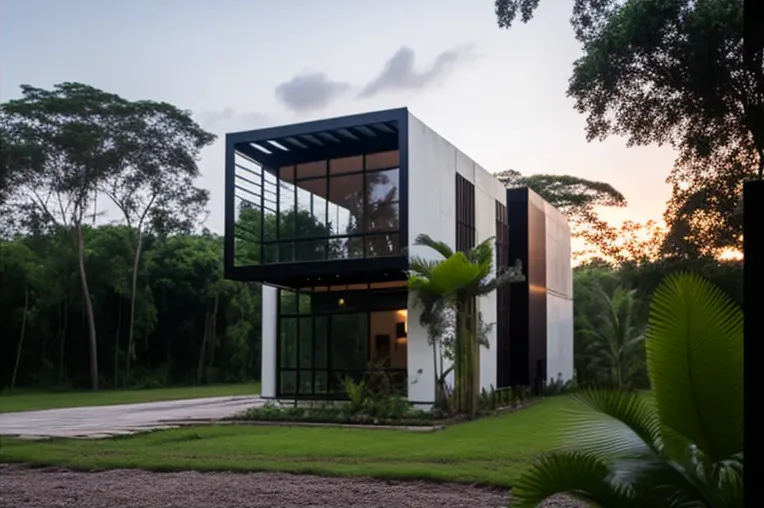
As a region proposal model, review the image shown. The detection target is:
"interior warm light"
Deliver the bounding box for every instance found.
[396,309,408,333]
[338,298,345,306]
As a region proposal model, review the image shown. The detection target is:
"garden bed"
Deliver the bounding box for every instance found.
[229,398,541,429]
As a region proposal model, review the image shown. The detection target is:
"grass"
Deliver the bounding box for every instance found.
[0,382,261,413]
[0,396,574,488]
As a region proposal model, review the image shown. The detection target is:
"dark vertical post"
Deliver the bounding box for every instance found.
[223,136,236,278]
[744,179,762,504]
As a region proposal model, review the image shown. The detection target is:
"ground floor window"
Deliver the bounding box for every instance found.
[277,284,408,398]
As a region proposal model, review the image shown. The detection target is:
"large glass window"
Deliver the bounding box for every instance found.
[233,149,401,266]
[277,284,408,397]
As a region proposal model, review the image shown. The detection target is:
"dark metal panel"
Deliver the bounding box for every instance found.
[227,108,408,146]
[226,257,409,288]
[527,198,548,394]
[744,179,762,488]
[507,188,530,386]
[398,113,410,254]
[223,135,236,279]
[456,174,476,252]
[495,201,511,388]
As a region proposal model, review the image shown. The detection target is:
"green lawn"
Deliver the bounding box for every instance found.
[0,396,572,488]
[0,383,261,413]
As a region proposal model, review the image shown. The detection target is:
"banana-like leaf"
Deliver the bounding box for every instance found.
[646,273,743,463]
[512,451,638,508]
[561,389,662,461]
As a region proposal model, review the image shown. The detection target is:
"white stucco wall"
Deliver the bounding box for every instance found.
[406,111,504,404]
[543,202,574,383]
[261,284,278,398]
[406,113,456,405]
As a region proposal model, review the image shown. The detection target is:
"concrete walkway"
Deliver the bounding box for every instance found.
[0,396,263,439]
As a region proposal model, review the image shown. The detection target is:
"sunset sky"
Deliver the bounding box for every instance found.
[1,0,679,235]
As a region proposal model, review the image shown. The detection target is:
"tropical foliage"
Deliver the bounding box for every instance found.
[494,0,763,258]
[512,273,744,508]
[0,227,262,391]
[407,233,524,416]
[575,282,646,389]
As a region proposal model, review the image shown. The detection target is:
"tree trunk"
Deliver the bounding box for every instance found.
[75,221,99,390]
[208,293,220,368]
[11,287,30,389]
[197,309,210,385]
[114,297,122,388]
[59,298,68,383]
[432,335,440,407]
[455,299,469,415]
[126,232,143,377]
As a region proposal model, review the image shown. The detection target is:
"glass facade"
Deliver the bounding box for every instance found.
[277,282,408,397]
[233,150,401,267]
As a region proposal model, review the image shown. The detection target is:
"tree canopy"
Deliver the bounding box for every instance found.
[495,0,763,257]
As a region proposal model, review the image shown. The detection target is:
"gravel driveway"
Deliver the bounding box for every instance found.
[0,464,585,508]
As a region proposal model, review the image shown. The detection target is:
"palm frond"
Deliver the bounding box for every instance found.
[408,255,439,278]
[561,389,662,460]
[647,272,743,463]
[512,451,638,508]
[413,233,453,258]
[477,259,525,295]
[467,236,494,265]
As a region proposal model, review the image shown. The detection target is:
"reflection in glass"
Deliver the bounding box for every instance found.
[256,151,404,264]
[314,371,328,393]
[315,315,328,369]
[329,173,363,236]
[299,317,312,368]
[366,202,399,232]
[366,234,400,257]
[280,318,297,368]
[299,178,328,235]
[328,236,363,259]
[278,180,296,239]
[280,371,296,394]
[330,313,368,371]
[299,371,313,394]
[366,169,399,203]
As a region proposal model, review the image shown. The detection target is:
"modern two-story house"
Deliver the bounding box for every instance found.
[224,108,573,406]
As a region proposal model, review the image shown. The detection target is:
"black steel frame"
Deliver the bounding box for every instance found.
[224,108,410,287]
[495,201,511,388]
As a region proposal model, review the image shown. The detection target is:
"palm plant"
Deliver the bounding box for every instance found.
[512,273,743,507]
[578,285,646,389]
[408,233,524,416]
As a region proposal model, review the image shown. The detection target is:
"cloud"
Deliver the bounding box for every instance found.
[358,45,476,99]
[196,109,271,134]
[274,73,351,112]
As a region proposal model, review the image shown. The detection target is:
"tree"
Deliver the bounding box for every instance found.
[408,234,525,416]
[577,284,646,389]
[100,99,215,377]
[1,83,138,389]
[512,273,743,507]
[495,170,629,259]
[495,0,764,258]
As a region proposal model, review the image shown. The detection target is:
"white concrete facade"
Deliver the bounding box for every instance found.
[543,201,574,383]
[406,112,506,405]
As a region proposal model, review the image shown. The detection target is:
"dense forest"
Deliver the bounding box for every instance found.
[1,227,261,389]
[0,81,746,392]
